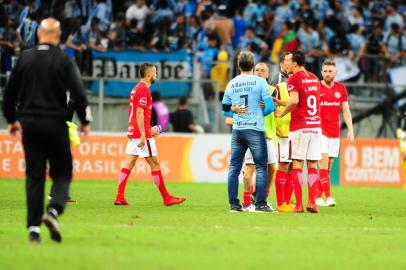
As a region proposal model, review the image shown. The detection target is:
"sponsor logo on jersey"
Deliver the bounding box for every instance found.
[140,97,147,106]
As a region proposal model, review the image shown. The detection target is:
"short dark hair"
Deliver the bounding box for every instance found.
[289,51,306,67]
[140,63,155,78]
[279,51,288,63]
[238,50,255,72]
[152,91,161,101]
[179,96,188,106]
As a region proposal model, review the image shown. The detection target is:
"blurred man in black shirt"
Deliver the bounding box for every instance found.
[2,18,91,243]
[170,96,198,133]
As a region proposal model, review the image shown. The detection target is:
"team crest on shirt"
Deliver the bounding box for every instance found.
[140,97,147,106]
[334,92,341,99]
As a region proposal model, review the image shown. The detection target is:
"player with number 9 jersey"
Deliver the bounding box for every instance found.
[127,82,152,139]
[287,71,321,132]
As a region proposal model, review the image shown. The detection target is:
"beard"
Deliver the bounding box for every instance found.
[323,77,334,84]
[151,78,156,84]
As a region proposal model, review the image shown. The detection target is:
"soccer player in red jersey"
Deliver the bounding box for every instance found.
[275,51,322,213]
[316,59,354,207]
[114,63,186,206]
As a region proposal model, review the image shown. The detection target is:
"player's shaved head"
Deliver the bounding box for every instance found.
[37,18,61,45]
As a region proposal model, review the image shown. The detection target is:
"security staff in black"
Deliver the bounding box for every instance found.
[2,18,91,243]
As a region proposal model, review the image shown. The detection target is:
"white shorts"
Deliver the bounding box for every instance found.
[289,128,322,161]
[245,139,277,165]
[277,137,292,163]
[321,135,340,158]
[126,138,158,157]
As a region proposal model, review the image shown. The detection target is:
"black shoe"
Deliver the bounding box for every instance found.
[255,204,275,213]
[229,204,243,212]
[28,231,41,243]
[42,213,62,243]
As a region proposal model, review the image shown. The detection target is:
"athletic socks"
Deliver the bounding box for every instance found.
[319,169,331,198]
[151,170,170,199]
[284,172,293,204]
[275,170,287,206]
[307,168,319,204]
[292,168,303,207]
[243,185,254,207]
[117,168,131,198]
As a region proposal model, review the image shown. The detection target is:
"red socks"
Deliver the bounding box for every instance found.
[307,168,319,204]
[117,168,131,198]
[292,168,303,207]
[243,186,254,207]
[151,170,170,199]
[319,169,331,198]
[284,172,293,204]
[275,170,287,206]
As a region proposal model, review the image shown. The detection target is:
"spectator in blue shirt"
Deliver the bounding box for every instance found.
[232,9,248,49]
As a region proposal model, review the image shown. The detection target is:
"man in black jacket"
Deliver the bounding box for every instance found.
[2,18,92,243]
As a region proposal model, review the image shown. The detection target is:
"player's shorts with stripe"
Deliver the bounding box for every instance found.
[289,128,322,161]
[277,137,292,163]
[321,135,340,158]
[126,138,158,157]
[245,139,277,165]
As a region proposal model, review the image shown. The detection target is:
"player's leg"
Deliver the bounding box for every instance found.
[114,153,138,205]
[228,130,247,211]
[242,149,255,208]
[316,152,329,207]
[247,130,271,211]
[289,130,308,212]
[325,138,339,206]
[44,119,74,242]
[21,119,47,243]
[144,155,186,206]
[306,160,319,213]
[285,163,294,207]
[275,138,292,210]
[305,129,323,213]
[266,139,277,201]
[324,137,339,206]
[242,164,255,209]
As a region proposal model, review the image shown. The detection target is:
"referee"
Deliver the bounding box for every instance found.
[2,18,91,243]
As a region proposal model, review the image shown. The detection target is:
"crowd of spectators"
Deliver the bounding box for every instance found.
[0,0,405,82]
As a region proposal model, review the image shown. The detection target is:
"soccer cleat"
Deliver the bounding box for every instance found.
[230,204,243,212]
[306,201,319,214]
[242,203,256,212]
[315,197,328,207]
[114,196,129,206]
[42,213,62,243]
[294,204,304,213]
[325,197,336,207]
[255,204,276,213]
[163,196,186,206]
[266,202,276,212]
[28,231,41,243]
[277,203,294,213]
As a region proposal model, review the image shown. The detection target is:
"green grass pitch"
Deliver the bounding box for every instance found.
[0,179,406,270]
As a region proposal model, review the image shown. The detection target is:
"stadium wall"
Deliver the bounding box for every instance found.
[0,132,404,188]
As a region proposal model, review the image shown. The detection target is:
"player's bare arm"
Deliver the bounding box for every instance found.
[342,101,354,142]
[272,97,287,107]
[276,92,298,118]
[136,107,146,147]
